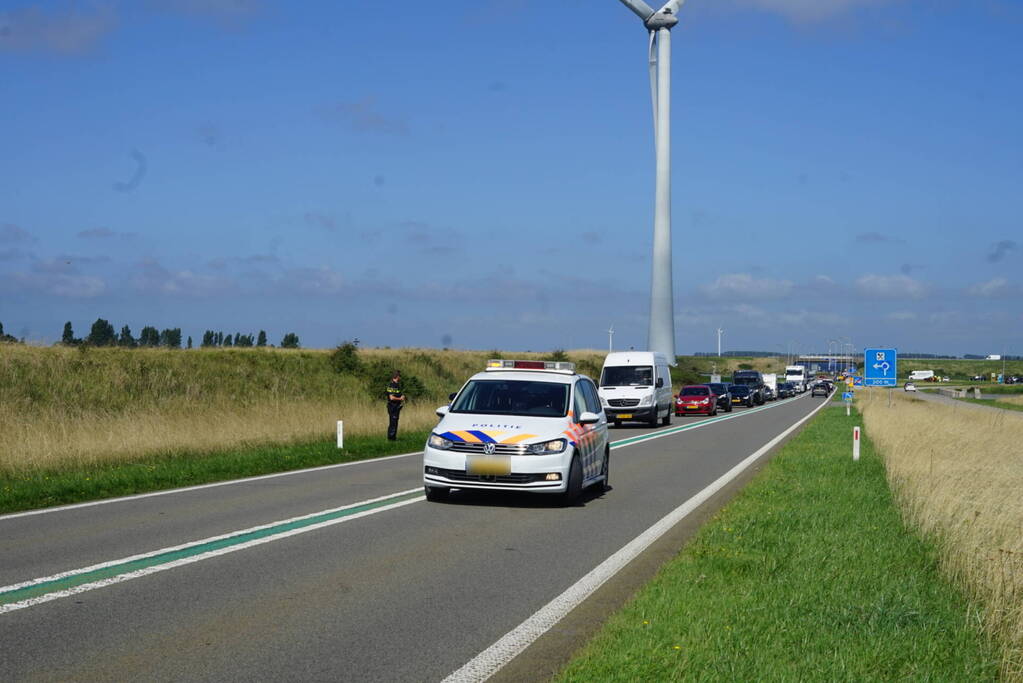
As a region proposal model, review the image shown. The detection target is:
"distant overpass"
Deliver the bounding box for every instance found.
[793,354,860,374]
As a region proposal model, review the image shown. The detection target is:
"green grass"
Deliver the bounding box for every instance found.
[556,406,998,682]
[0,430,430,515]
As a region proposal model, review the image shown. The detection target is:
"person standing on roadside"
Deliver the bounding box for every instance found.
[386,370,405,441]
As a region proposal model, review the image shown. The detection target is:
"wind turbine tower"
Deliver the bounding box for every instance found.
[617,0,684,362]
[607,325,615,353]
[717,327,724,357]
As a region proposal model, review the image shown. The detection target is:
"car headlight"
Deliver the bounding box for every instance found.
[428,434,453,450]
[527,438,567,455]
[639,395,651,406]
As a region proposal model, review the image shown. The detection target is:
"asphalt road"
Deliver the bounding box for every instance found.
[1,392,826,682]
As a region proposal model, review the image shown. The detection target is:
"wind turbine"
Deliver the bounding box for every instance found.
[607,324,615,353]
[617,0,685,362]
[716,327,724,357]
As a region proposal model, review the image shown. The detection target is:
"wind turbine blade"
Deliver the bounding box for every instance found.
[657,0,686,15]
[648,30,658,141]
[618,0,656,21]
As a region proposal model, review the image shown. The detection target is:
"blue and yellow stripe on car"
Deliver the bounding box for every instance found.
[438,430,539,445]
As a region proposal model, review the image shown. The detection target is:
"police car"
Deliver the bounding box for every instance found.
[423,360,610,505]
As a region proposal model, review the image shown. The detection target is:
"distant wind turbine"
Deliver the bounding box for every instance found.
[607,324,615,353]
[617,0,685,362]
[717,327,724,357]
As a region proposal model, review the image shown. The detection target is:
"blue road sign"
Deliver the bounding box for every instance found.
[864,348,898,387]
[842,391,854,401]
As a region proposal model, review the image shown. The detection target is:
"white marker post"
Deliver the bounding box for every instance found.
[336,420,344,449]
[853,426,860,461]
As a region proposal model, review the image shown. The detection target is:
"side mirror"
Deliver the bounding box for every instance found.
[656,378,664,388]
[435,405,449,417]
[448,392,457,401]
[578,411,600,425]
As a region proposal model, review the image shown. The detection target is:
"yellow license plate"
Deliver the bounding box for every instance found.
[466,455,511,476]
[618,413,633,419]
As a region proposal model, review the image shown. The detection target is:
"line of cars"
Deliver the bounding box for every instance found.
[673,371,811,417]
[421,354,833,505]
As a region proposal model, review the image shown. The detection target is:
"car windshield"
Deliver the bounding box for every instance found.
[731,374,760,386]
[708,384,728,393]
[450,379,569,417]
[730,385,750,395]
[600,365,653,387]
[786,370,802,377]
[681,386,710,396]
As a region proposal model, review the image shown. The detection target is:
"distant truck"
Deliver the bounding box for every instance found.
[784,365,808,392]
[762,373,778,395]
[908,370,934,381]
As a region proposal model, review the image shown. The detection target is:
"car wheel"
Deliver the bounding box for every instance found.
[613,419,621,429]
[561,456,583,506]
[424,485,449,502]
[727,402,733,412]
[661,409,671,426]
[598,448,610,493]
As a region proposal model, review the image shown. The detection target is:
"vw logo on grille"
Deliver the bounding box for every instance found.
[483,443,496,455]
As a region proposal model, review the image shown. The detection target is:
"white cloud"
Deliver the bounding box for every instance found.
[967,277,1012,298]
[855,273,926,299]
[0,4,117,56]
[701,273,794,300]
[131,259,233,297]
[3,270,105,298]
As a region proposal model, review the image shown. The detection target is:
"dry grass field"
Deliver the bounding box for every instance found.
[0,344,506,473]
[860,389,1023,678]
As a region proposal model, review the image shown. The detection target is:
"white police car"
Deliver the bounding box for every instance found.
[423,360,610,504]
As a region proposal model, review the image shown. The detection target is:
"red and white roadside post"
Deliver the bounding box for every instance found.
[337,420,344,449]
[853,426,861,461]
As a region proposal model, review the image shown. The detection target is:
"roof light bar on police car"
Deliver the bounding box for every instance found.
[485,359,576,374]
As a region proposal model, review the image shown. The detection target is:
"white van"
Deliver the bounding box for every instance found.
[908,370,934,381]
[785,365,808,392]
[597,351,674,427]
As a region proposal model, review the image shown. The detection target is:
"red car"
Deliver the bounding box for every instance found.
[675,385,719,416]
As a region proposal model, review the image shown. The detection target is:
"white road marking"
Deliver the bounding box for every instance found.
[0,489,424,614]
[442,394,832,683]
[0,450,422,521]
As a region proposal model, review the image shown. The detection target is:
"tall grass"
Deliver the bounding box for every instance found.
[860,389,1023,678]
[0,345,603,474]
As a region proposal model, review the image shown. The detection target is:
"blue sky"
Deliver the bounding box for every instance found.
[1,0,1020,355]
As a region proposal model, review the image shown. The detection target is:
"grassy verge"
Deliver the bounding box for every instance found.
[556,406,998,681]
[958,398,1023,412]
[0,430,430,515]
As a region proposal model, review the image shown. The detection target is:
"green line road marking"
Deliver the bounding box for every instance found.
[610,398,794,449]
[0,489,422,608]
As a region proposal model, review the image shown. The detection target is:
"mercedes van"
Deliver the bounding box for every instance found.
[597,351,674,427]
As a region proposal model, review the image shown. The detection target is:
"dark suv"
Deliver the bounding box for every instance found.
[707,382,734,413]
[730,370,766,405]
[729,384,754,407]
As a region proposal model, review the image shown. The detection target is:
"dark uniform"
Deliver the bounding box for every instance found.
[386,375,404,441]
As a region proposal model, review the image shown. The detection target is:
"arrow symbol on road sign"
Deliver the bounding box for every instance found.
[872,362,890,376]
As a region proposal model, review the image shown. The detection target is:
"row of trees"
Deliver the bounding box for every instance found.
[59,320,300,349]
[63,320,188,349]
